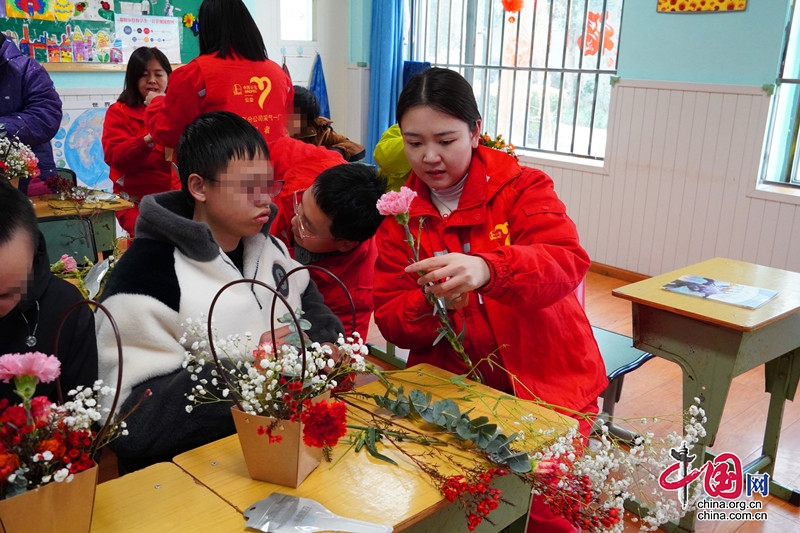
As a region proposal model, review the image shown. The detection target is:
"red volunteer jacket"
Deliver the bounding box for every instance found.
[145,53,293,148]
[303,239,377,338]
[373,146,607,411]
[102,101,175,234]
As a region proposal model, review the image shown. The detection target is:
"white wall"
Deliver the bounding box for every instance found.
[253,0,368,143]
[526,79,800,276]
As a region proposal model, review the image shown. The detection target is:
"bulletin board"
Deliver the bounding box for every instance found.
[0,0,200,67]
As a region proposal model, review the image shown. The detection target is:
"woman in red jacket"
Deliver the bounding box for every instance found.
[372,68,607,533]
[144,0,293,148]
[102,46,173,236]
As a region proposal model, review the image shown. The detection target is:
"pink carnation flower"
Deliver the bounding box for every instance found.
[0,352,61,384]
[376,187,417,217]
[60,254,78,273]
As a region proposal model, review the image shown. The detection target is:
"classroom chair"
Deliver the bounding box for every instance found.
[590,326,655,443]
[39,215,99,266]
[56,167,78,187]
[573,279,655,443]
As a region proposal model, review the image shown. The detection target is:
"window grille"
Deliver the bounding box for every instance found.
[405,0,622,160]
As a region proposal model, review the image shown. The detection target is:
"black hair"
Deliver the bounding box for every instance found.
[293,86,320,122]
[118,46,172,107]
[198,0,268,61]
[176,111,269,202]
[396,67,482,132]
[311,164,387,243]
[0,181,38,252]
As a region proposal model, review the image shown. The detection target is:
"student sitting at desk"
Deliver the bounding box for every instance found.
[95,112,343,473]
[276,163,386,337]
[0,181,97,403]
[265,137,383,335]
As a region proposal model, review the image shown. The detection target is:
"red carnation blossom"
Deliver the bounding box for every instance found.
[1,405,27,428]
[299,399,347,448]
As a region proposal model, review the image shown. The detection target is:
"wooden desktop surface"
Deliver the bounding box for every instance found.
[174,364,575,531]
[612,257,800,331]
[32,194,133,218]
[91,462,245,532]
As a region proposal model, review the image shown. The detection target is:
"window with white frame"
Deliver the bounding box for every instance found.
[280,0,315,42]
[405,0,623,160]
[762,3,800,187]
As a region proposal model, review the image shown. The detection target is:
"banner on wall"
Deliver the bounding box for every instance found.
[114,13,180,63]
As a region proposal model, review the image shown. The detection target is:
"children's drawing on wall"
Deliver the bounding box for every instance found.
[53,107,112,191]
[4,0,116,22]
[3,22,121,62]
[2,1,195,65]
[657,0,746,12]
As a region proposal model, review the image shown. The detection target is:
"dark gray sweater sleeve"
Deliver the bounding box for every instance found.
[109,365,235,471]
[301,278,345,343]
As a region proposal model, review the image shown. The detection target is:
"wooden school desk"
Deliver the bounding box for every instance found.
[91,462,244,532]
[173,363,576,533]
[613,257,800,533]
[32,193,133,259]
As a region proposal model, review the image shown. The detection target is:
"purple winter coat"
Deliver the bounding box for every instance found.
[0,33,62,184]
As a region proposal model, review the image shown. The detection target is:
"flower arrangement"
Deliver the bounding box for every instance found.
[44,175,91,205]
[180,285,707,530]
[181,313,376,455]
[480,132,517,158]
[0,130,40,184]
[0,351,134,500]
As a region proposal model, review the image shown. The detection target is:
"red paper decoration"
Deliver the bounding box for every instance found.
[502,0,524,22]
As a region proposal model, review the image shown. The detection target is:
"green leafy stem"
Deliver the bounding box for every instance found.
[344,386,532,474]
[402,218,482,383]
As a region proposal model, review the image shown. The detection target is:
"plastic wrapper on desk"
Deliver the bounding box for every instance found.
[244,493,393,533]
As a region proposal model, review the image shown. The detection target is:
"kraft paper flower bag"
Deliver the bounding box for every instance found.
[185,267,370,488]
[0,300,142,533]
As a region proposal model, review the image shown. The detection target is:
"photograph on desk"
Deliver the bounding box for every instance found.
[661,274,778,309]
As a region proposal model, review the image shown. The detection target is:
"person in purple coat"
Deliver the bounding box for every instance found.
[0,33,63,196]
